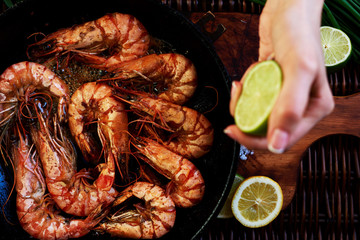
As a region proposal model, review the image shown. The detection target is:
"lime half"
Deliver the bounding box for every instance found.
[320,26,352,73]
[217,174,244,218]
[234,60,282,135]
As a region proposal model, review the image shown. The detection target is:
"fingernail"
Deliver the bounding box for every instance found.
[224,127,233,138]
[268,129,288,154]
[231,81,238,99]
[266,52,275,61]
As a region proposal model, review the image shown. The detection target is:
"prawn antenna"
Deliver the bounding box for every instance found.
[203,85,219,114]
[0,142,16,226]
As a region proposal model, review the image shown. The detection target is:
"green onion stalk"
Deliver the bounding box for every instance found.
[2,0,23,8]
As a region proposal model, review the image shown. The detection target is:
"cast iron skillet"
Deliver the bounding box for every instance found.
[0,0,238,239]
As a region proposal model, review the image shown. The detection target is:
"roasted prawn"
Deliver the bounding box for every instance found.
[68,82,129,179]
[30,113,118,217]
[0,61,70,127]
[116,92,214,160]
[136,138,205,208]
[101,53,198,105]
[96,182,176,239]
[12,124,108,240]
[27,13,150,66]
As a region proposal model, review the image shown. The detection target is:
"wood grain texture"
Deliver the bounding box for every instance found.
[190,12,259,80]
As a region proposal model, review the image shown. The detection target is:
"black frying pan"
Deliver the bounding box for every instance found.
[0,0,238,239]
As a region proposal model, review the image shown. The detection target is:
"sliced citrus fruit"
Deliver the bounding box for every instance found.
[231,176,283,228]
[234,60,282,135]
[217,174,244,218]
[320,26,352,73]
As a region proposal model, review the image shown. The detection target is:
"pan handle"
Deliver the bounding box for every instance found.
[194,11,226,43]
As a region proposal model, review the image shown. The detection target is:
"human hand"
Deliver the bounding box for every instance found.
[224,0,334,153]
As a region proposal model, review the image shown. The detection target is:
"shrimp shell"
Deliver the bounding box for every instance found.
[0,61,70,125]
[136,138,205,208]
[105,53,198,105]
[30,114,118,217]
[97,182,176,239]
[27,13,150,65]
[68,82,129,178]
[119,94,214,160]
[12,125,108,240]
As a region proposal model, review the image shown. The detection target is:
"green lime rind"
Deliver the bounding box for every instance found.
[326,53,352,74]
[234,60,282,136]
[217,174,244,219]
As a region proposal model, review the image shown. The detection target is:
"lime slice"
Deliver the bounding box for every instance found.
[320,26,352,73]
[231,176,283,228]
[234,60,282,135]
[217,174,244,218]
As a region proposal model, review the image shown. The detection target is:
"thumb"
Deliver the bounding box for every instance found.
[266,62,314,153]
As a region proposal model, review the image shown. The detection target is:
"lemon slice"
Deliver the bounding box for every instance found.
[231,176,283,228]
[234,60,282,135]
[217,174,244,218]
[320,26,352,73]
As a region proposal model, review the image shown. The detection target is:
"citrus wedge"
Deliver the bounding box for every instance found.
[234,60,282,135]
[320,26,352,73]
[231,176,283,228]
[217,174,244,218]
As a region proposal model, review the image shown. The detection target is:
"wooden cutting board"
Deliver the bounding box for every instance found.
[190,12,260,80]
[190,12,360,209]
